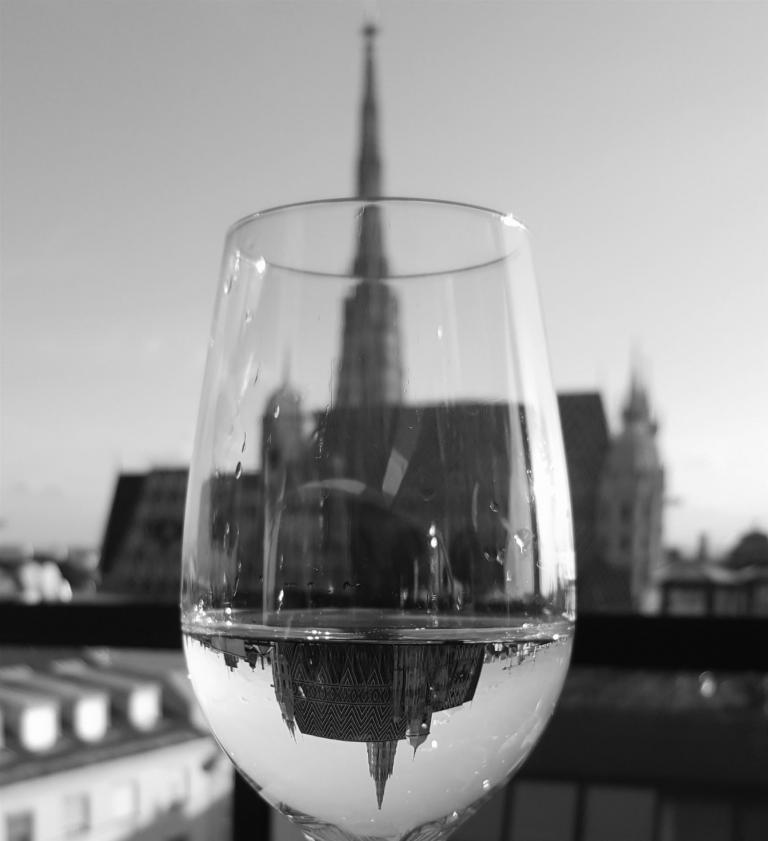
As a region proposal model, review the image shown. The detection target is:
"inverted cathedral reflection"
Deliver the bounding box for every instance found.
[187,634,542,808]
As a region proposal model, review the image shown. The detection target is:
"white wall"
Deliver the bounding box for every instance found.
[0,736,232,841]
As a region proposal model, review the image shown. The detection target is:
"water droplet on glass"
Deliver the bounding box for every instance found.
[436,325,444,339]
[241,433,247,453]
[253,366,261,386]
[245,309,253,323]
[254,256,267,275]
[482,779,492,791]
[489,500,499,513]
[224,252,241,294]
[514,529,533,553]
[273,404,280,419]
[235,462,243,479]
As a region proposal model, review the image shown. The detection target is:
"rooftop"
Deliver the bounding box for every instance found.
[0,648,206,787]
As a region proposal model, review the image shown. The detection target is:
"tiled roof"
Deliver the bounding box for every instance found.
[0,649,204,787]
[99,474,147,579]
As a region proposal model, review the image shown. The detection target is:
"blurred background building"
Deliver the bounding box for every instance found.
[0,649,232,841]
[1,22,760,620]
[2,18,768,841]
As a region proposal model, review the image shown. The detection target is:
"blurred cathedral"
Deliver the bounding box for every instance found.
[99,27,670,620]
[596,373,665,612]
[558,373,665,613]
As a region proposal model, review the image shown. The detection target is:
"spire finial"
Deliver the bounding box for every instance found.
[622,358,656,431]
[357,21,382,200]
[351,19,388,280]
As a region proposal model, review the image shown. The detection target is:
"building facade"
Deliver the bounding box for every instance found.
[0,650,232,841]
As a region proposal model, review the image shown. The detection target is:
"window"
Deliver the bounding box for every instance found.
[6,812,34,841]
[63,794,90,837]
[111,781,139,822]
[167,767,190,811]
[510,781,577,841]
[659,797,733,841]
[584,786,656,841]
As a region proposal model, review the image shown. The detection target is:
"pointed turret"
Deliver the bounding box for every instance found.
[623,370,655,431]
[597,364,665,611]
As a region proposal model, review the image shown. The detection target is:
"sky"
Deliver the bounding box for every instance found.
[1,0,767,554]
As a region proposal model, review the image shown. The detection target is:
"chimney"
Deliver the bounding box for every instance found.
[52,660,161,732]
[0,684,60,753]
[1,666,110,743]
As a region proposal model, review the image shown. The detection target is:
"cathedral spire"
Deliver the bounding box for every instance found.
[352,23,388,280]
[357,23,382,200]
[336,24,402,407]
[366,740,397,809]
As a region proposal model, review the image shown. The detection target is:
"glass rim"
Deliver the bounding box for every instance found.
[224,196,528,279]
[226,195,527,240]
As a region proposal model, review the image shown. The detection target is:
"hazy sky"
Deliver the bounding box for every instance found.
[1,0,767,553]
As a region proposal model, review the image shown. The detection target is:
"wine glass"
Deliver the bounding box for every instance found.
[181,198,575,841]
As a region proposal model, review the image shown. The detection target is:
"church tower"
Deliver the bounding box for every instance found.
[597,369,665,611]
[335,24,404,409]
